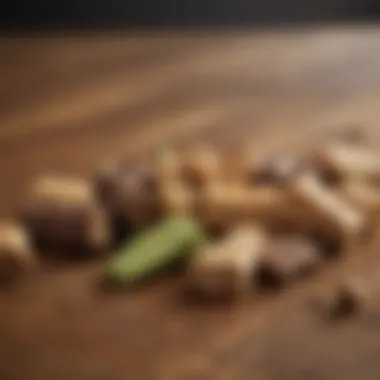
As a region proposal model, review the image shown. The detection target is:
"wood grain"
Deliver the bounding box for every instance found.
[1,27,380,380]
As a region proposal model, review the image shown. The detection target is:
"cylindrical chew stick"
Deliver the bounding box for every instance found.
[340,181,380,216]
[316,143,380,183]
[287,172,368,248]
[154,147,182,184]
[186,224,267,297]
[25,176,111,252]
[0,222,35,282]
[198,183,306,232]
[181,147,221,188]
[159,180,196,217]
[257,236,321,289]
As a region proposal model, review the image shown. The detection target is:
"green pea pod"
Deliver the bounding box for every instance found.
[105,216,206,284]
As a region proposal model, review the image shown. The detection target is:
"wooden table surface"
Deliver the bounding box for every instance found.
[1,27,380,380]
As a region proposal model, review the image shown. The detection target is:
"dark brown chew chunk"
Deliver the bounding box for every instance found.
[25,176,111,252]
[257,236,321,289]
[95,161,159,233]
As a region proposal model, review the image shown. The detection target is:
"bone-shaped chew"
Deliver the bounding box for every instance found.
[25,176,111,252]
[286,172,368,250]
[0,222,35,282]
[186,224,267,297]
[316,143,380,183]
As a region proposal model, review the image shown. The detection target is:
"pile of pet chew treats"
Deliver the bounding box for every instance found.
[0,134,379,314]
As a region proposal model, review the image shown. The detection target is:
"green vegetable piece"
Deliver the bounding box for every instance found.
[105,216,206,284]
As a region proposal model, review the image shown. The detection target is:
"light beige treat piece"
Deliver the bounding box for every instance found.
[186,224,267,297]
[25,176,111,252]
[198,182,307,233]
[0,222,35,282]
[287,172,368,250]
[316,143,380,183]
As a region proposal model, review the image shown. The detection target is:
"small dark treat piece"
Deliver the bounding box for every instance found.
[0,222,35,283]
[257,236,321,289]
[253,156,302,186]
[25,176,111,252]
[325,278,369,320]
[95,162,159,232]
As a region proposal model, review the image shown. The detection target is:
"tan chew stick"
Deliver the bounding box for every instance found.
[287,172,368,250]
[186,224,267,297]
[25,176,111,252]
[0,222,35,282]
[181,147,222,188]
[317,143,380,183]
[158,180,196,217]
[340,181,380,217]
[198,183,306,232]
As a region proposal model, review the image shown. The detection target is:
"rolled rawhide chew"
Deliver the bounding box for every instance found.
[257,236,321,289]
[340,181,380,216]
[181,146,221,188]
[186,224,267,297]
[198,183,307,233]
[287,172,368,249]
[0,222,35,282]
[154,147,182,184]
[158,180,196,217]
[95,161,159,231]
[316,143,380,183]
[25,176,111,252]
